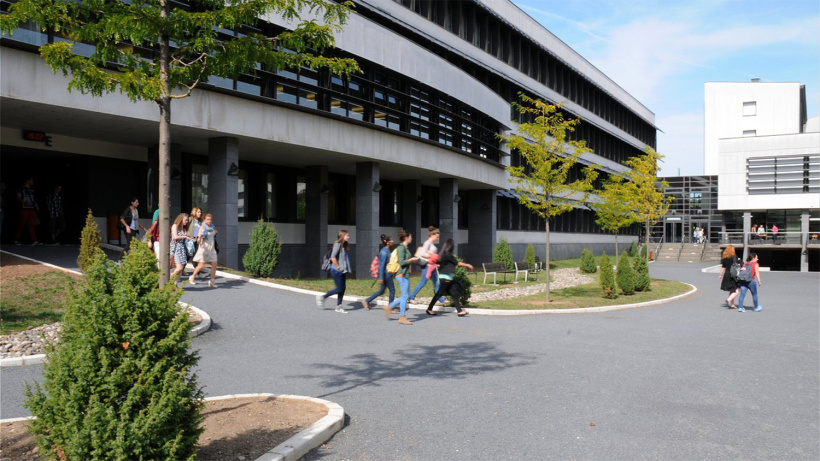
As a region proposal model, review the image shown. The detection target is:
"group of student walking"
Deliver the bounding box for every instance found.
[121,199,219,287]
[718,244,763,312]
[316,226,474,325]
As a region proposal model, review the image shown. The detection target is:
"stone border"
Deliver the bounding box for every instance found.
[0,393,345,461]
[216,268,698,316]
[0,250,211,368]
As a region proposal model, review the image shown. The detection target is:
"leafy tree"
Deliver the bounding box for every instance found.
[26,241,203,460]
[633,252,650,292]
[243,220,282,277]
[580,248,597,274]
[524,243,536,271]
[500,93,597,302]
[493,238,514,271]
[599,252,615,299]
[616,251,636,295]
[1,0,360,286]
[620,147,673,262]
[592,173,638,265]
[78,208,105,273]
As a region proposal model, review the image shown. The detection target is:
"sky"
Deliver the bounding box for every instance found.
[511,0,819,177]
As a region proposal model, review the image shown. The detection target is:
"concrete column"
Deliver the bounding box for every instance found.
[742,211,752,261]
[467,189,497,264]
[208,137,239,269]
[801,210,810,272]
[306,165,329,278]
[402,180,421,238]
[439,178,459,247]
[356,162,380,279]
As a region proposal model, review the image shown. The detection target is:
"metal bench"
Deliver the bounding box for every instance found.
[514,261,537,282]
[482,262,514,284]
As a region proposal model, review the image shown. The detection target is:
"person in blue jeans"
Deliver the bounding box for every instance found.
[383,230,419,325]
[316,230,352,314]
[409,226,446,305]
[361,234,395,310]
[737,253,763,312]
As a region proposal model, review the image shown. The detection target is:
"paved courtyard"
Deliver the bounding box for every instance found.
[2,247,818,460]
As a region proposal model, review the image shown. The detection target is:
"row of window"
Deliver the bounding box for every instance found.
[391,0,656,147]
[496,196,640,235]
[747,155,820,195]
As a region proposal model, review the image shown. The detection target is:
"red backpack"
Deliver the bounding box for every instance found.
[370,255,380,278]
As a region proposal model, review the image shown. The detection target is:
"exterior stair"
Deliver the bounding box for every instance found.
[701,243,723,263]
[679,243,703,263]
[655,243,681,262]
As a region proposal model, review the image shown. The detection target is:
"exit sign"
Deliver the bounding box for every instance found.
[22,130,52,146]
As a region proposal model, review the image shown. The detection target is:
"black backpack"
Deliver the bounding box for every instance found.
[320,248,333,272]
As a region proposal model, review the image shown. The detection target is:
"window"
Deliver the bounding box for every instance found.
[747,155,820,194]
[742,101,757,116]
[191,164,209,208]
[265,173,276,220]
[742,130,756,137]
[296,178,306,222]
[237,169,248,218]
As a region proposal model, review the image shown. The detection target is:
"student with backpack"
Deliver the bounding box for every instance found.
[736,253,763,312]
[361,234,396,310]
[382,230,419,325]
[316,230,352,314]
[718,245,741,309]
[425,239,473,317]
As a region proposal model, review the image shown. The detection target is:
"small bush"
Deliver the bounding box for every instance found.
[493,238,514,271]
[77,209,104,273]
[26,242,203,460]
[616,251,636,295]
[633,253,651,292]
[454,257,473,307]
[524,243,536,270]
[580,248,597,274]
[629,241,638,257]
[243,220,282,277]
[640,244,648,260]
[599,252,616,299]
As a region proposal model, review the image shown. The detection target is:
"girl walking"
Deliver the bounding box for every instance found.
[383,230,419,325]
[170,213,194,281]
[718,245,741,309]
[361,234,396,310]
[316,230,352,314]
[737,253,763,312]
[189,213,219,287]
[188,206,203,254]
[425,239,473,317]
[409,226,446,305]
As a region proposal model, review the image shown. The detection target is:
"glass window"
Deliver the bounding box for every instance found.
[296,178,306,222]
[742,101,757,116]
[191,164,209,208]
[266,173,276,220]
[237,169,247,218]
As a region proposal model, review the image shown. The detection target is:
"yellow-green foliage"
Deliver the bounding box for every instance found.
[77,208,104,273]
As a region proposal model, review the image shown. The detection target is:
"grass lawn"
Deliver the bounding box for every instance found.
[0,271,80,335]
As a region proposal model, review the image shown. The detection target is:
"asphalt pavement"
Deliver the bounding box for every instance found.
[2,246,818,460]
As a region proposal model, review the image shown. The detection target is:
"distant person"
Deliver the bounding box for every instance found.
[189,213,219,288]
[316,230,352,314]
[383,229,420,325]
[750,224,758,241]
[146,208,161,261]
[408,226,446,306]
[425,239,474,317]
[737,253,763,312]
[170,213,193,281]
[14,176,41,246]
[361,234,396,311]
[188,206,203,254]
[756,224,766,241]
[771,224,779,244]
[119,197,146,255]
[46,184,65,245]
[719,245,741,309]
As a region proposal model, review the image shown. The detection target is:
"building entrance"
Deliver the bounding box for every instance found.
[664,219,683,243]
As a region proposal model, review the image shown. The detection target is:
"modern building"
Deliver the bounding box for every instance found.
[1,0,653,277]
[705,80,818,271]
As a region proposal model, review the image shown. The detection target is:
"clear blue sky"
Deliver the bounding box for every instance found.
[511,0,819,177]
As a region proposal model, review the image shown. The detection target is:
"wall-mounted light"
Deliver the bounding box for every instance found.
[453,194,461,203]
[372,181,382,192]
[416,195,424,204]
[227,162,240,176]
[320,184,330,195]
[171,168,182,180]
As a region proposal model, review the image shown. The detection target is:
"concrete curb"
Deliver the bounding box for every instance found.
[0,251,212,368]
[0,393,344,461]
[215,268,698,316]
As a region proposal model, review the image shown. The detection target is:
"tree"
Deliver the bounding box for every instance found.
[77,208,104,273]
[500,93,597,302]
[616,251,635,295]
[2,0,360,286]
[633,252,650,292]
[621,147,673,262]
[243,220,282,277]
[592,171,638,266]
[493,238,514,271]
[599,252,615,299]
[580,248,597,274]
[524,243,536,271]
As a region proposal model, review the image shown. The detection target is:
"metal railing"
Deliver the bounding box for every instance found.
[721,230,806,245]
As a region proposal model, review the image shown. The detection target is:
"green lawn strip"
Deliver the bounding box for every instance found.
[0,271,80,335]
[470,276,690,310]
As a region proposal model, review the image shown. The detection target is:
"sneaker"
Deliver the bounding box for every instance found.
[13,241,21,245]
[316,294,325,309]
[32,241,43,246]
[738,307,746,312]
[188,276,196,285]
[335,307,348,314]
[753,305,762,312]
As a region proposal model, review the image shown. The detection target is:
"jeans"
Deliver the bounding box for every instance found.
[366,273,395,304]
[389,275,410,316]
[428,279,463,313]
[324,268,347,306]
[738,280,759,309]
[410,266,445,303]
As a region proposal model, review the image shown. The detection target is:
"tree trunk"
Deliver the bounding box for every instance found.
[158,0,171,287]
[645,218,651,263]
[544,220,550,304]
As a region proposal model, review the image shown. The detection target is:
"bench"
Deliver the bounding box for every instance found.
[514,261,537,283]
[482,262,514,285]
[533,256,543,272]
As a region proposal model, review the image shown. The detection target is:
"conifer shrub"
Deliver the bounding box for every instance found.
[599,252,616,299]
[616,250,636,295]
[629,241,638,257]
[580,248,597,274]
[26,242,203,461]
[454,257,473,306]
[77,208,104,273]
[493,238,514,271]
[524,243,536,270]
[242,220,282,277]
[633,252,651,292]
[640,243,648,260]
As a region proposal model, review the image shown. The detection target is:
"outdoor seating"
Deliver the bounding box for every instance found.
[514,261,537,283]
[482,262,514,285]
